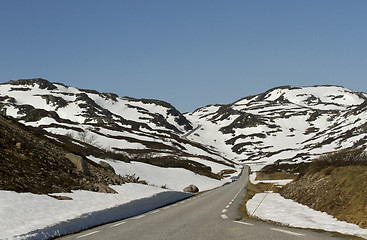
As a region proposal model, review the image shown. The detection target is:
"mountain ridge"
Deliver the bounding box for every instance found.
[185,84,367,169]
[2,78,367,188]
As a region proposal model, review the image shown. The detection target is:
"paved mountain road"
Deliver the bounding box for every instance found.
[60,167,346,240]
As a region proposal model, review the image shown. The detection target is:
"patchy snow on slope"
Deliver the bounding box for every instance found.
[180,142,225,160]
[187,86,367,166]
[264,86,365,108]
[187,157,238,174]
[247,192,367,239]
[0,184,192,240]
[183,118,238,159]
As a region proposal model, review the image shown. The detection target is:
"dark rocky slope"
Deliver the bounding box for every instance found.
[0,114,139,194]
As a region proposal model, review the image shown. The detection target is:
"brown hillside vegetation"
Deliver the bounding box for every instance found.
[280,149,367,228]
[0,114,137,194]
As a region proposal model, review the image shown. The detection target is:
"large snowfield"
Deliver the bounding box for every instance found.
[0,184,192,240]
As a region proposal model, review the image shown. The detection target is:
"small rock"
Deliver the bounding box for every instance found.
[99,161,115,173]
[183,184,199,193]
[93,183,117,194]
[49,195,73,200]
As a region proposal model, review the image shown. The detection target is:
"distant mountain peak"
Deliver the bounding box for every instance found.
[7,78,59,90]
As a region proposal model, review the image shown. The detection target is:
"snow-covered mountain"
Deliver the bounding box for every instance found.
[185,85,367,168]
[2,79,367,181]
[0,79,237,191]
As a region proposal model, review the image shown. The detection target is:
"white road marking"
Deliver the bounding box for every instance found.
[76,231,99,239]
[109,222,126,228]
[271,228,305,236]
[163,206,170,210]
[226,205,230,209]
[222,209,228,213]
[221,214,228,219]
[234,221,254,226]
[133,214,145,219]
[151,210,160,214]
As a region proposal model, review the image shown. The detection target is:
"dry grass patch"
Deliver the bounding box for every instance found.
[255,171,297,181]
[281,165,367,228]
[240,181,274,218]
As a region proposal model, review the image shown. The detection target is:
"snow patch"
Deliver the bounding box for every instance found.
[247,192,367,239]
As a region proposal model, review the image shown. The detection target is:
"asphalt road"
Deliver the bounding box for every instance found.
[60,167,348,240]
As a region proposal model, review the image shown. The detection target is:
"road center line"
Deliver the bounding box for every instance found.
[76,231,99,239]
[234,221,254,226]
[109,222,126,228]
[226,205,230,209]
[270,228,305,236]
[222,209,228,213]
[221,214,228,219]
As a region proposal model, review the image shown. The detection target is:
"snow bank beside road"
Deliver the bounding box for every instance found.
[0,184,192,240]
[247,192,367,239]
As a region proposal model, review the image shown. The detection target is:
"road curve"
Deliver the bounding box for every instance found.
[59,167,346,240]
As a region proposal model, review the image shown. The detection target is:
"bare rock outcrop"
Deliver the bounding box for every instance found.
[99,161,115,173]
[65,153,92,177]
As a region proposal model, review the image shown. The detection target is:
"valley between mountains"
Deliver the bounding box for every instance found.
[1,78,366,239]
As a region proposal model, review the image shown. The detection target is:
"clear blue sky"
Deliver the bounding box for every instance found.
[1,0,366,112]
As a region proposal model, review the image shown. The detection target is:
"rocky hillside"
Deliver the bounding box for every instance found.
[186,85,367,167]
[0,114,140,194]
